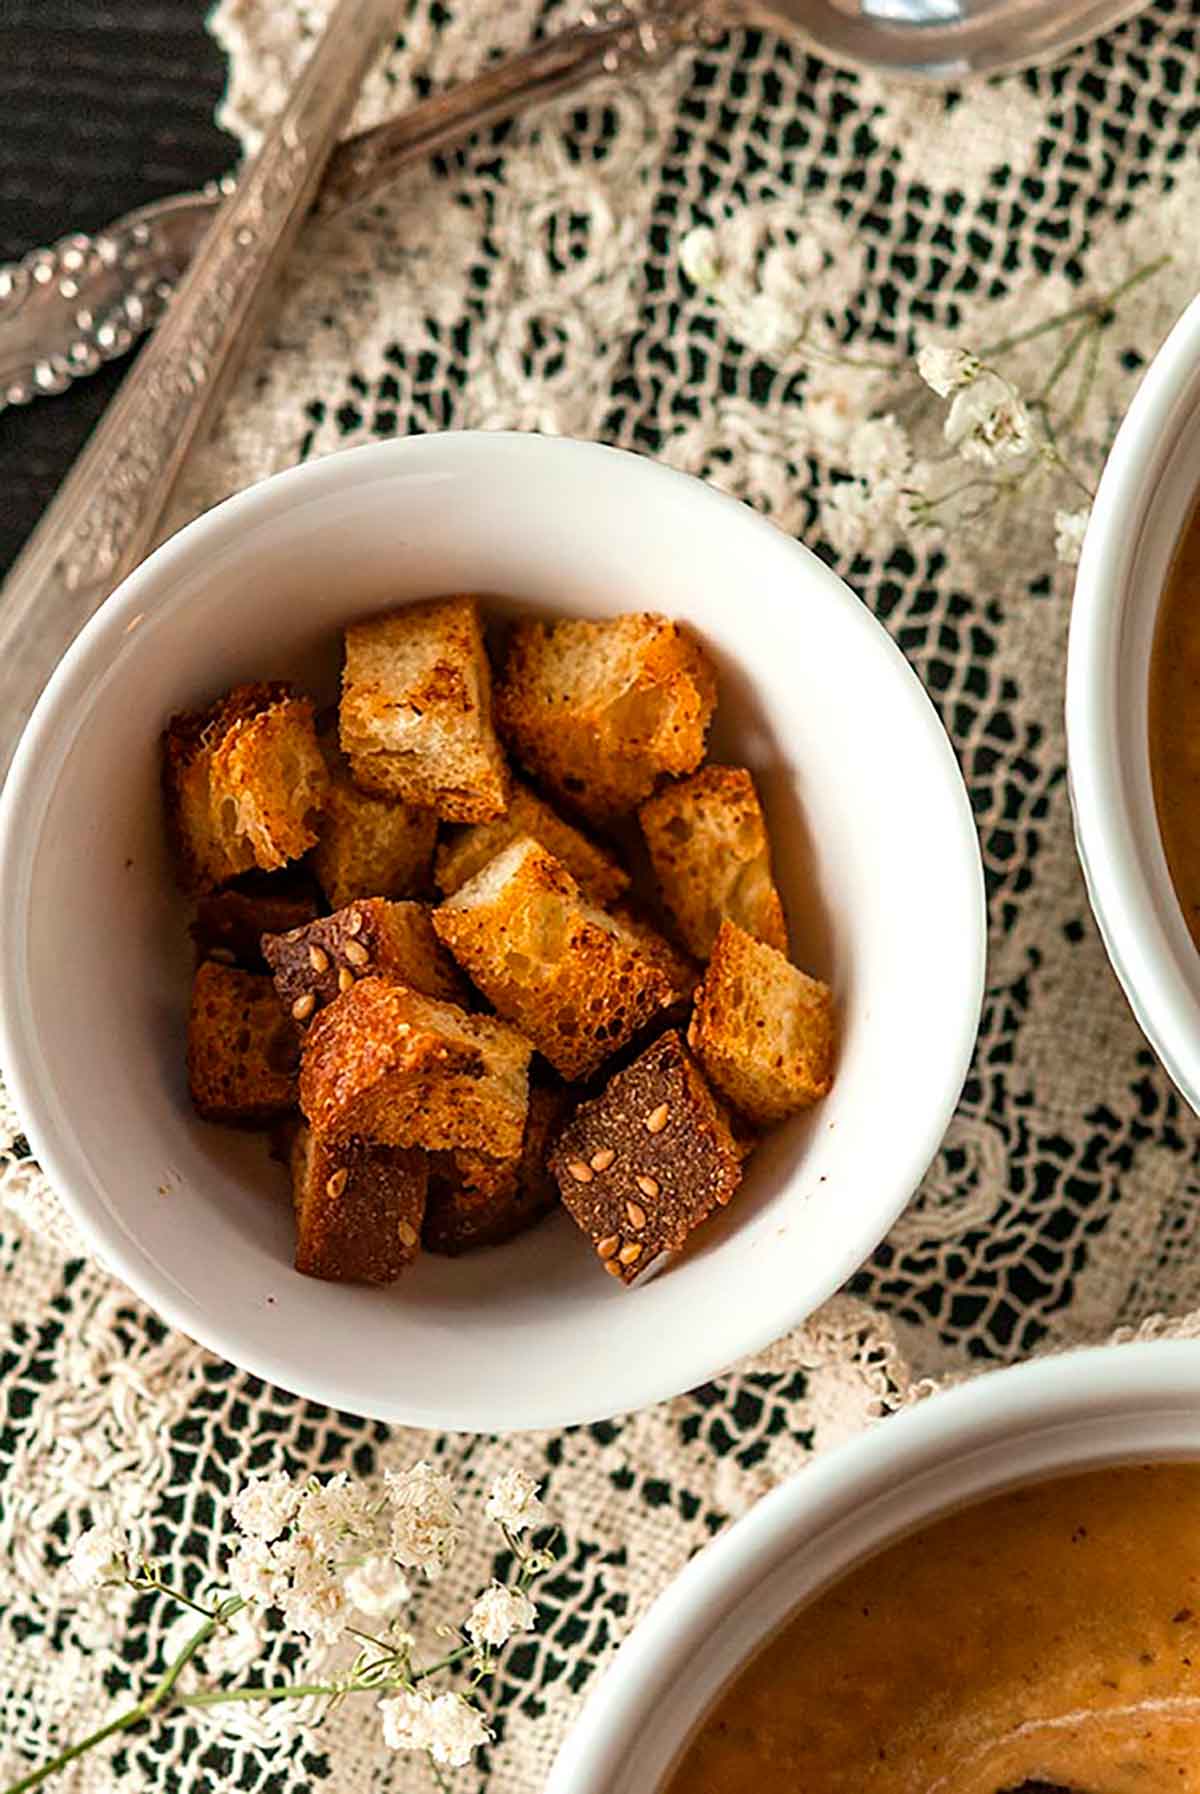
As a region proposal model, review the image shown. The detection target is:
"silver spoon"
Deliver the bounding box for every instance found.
[0,0,1150,414]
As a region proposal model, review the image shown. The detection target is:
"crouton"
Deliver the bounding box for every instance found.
[424,1081,568,1255]
[191,875,321,972]
[549,1031,743,1284]
[311,731,437,910]
[688,921,834,1124]
[340,597,508,822]
[435,778,629,905]
[290,1124,426,1284]
[606,899,701,1005]
[494,612,717,824]
[299,976,531,1157]
[164,682,328,890]
[263,898,468,1028]
[432,839,680,1081]
[639,765,788,960]
[186,961,300,1125]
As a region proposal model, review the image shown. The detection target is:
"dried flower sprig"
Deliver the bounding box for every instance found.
[679,212,1171,567]
[9,1463,553,1794]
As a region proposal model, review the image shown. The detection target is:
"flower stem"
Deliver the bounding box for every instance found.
[178,1680,344,1709]
[982,255,1171,360]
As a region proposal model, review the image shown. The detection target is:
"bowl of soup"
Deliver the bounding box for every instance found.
[548,1339,1200,1794]
[1067,292,1200,1110]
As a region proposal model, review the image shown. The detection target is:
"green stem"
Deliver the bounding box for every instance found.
[178,1680,345,1710]
[1035,319,1093,405]
[982,255,1171,360]
[130,1576,220,1622]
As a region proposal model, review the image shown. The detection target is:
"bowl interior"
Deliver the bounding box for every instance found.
[0,435,983,1429]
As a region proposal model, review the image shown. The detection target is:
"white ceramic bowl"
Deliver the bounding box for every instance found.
[0,433,984,1431]
[549,1338,1200,1794]
[1068,294,1200,1112]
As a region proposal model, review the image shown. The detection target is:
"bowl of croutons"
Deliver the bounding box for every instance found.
[0,433,984,1430]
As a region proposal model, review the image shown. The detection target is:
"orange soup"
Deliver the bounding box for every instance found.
[663,1463,1200,1794]
[1150,500,1200,946]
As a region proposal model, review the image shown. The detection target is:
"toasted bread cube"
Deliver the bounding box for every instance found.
[290,1124,427,1284]
[186,962,300,1125]
[424,1082,568,1255]
[435,779,629,905]
[191,877,320,972]
[164,682,328,890]
[340,597,508,822]
[299,976,531,1157]
[639,766,788,960]
[432,839,680,1081]
[263,898,468,1029]
[688,922,834,1124]
[606,899,701,1005]
[312,732,437,910]
[549,1031,742,1284]
[494,612,717,824]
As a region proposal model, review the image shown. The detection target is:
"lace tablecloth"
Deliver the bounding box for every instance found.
[5,2,1200,1788]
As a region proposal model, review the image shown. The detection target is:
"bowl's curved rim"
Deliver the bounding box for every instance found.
[1066,294,1200,1115]
[547,1336,1200,1794]
[0,432,986,1430]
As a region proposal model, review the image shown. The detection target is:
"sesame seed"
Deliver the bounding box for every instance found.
[625,1200,646,1230]
[325,1168,348,1199]
[308,944,329,973]
[590,1147,616,1172]
[603,1258,624,1278]
[619,1241,643,1266]
[292,992,316,1021]
[398,1221,418,1249]
[208,946,237,966]
[338,966,355,993]
[346,909,363,935]
[567,1160,593,1184]
[596,1234,620,1260]
[646,1103,670,1134]
[344,939,370,967]
[636,1174,660,1200]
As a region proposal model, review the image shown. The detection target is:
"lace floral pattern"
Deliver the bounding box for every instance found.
[4,1,1200,1787]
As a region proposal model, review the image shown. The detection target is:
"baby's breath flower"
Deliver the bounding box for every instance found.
[278,1544,349,1645]
[800,365,882,452]
[847,414,912,486]
[67,1525,128,1590]
[343,1554,411,1617]
[485,1468,546,1535]
[386,1461,462,1579]
[1054,504,1091,565]
[380,1688,432,1753]
[466,1583,537,1651]
[293,1473,374,1551]
[944,370,1033,466]
[227,1536,286,1607]
[916,342,980,397]
[425,1693,492,1768]
[679,226,720,289]
[822,479,876,557]
[231,1470,298,1543]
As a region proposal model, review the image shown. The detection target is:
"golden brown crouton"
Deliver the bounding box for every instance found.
[299,976,531,1157]
[432,839,682,1081]
[312,732,437,909]
[606,899,701,1005]
[290,1124,427,1284]
[186,961,300,1125]
[688,921,834,1124]
[164,682,328,890]
[639,766,788,960]
[263,898,468,1029]
[339,597,508,822]
[549,1031,743,1283]
[424,1081,568,1255]
[191,876,320,972]
[494,612,717,824]
[435,778,629,905]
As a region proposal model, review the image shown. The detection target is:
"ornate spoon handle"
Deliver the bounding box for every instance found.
[0,0,400,778]
[0,2,713,414]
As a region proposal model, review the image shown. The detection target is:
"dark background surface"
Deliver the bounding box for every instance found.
[0,3,232,578]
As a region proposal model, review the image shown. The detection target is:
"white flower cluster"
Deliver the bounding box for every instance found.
[67,1524,128,1590]
[485,1466,546,1535]
[379,1689,492,1768]
[679,203,863,362]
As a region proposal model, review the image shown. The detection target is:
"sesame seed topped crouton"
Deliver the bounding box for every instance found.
[263,897,468,1029]
[290,1124,427,1285]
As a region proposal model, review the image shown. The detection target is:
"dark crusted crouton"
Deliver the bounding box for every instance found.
[432,838,681,1081]
[688,921,834,1124]
[312,731,437,910]
[435,778,629,905]
[164,682,328,890]
[186,962,300,1125]
[299,976,531,1157]
[549,1030,743,1284]
[494,612,717,824]
[639,765,788,960]
[424,1082,568,1255]
[290,1124,427,1284]
[191,876,320,972]
[339,597,508,822]
[263,897,467,1029]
